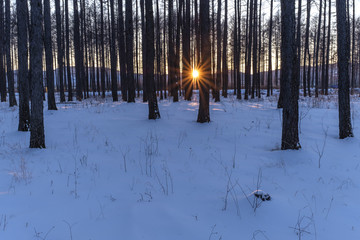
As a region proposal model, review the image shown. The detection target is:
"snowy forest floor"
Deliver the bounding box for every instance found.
[1,91,360,239]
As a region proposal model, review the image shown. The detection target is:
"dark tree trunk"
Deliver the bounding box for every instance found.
[140,0,147,102]
[197,0,210,123]
[174,0,183,101]
[44,0,57,110]
[336,0,353,139]
[315,0,323,98]
[156,0,162,100]
[110,0,118,101]
[267,0,274,97]
[236,0,242,99]
[30,0,45,148]
[184,0,192,101]
[100,0,106,98]
[95,1,100,96]
[222,0,228,98]
[55,0,65,102]
[215,0,221,102]
[195,0,200,68]
[252,0,258,99]
[325,0,331,95]
[168,0,177,101]
[118,0,127,101]
[303,0,311,97]
[163,0,167,99]
[65,0,73,101]
[126,0,135,102]
[245,0,253,100]
[321,0,326,94]
[17,0,30,131]
[145,0,160,119]
[351,0,355,93]
[5,0,16,106]
[280,0,300,150]
[0,0,6,102]
[233,0,237,97]
[295,0,301,100]
[74,0,83,100]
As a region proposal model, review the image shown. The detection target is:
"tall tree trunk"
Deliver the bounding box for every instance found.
[222,0,228,98]
[303,0,311,97]
[126,0,135,102]
[184,0,192,101]
[168,0,177,101]
[118,0,127,101]
[197,0,210,123]
[44,0,57,110]
[336,0,353,139]
[321,0,326,94]
[65,0,73,101]
[30,0,45,148]
[100,0,106,98]
[252,0,258,99]
[156,0,162,100]
[140,0,147,101]
[163,0,167,99]
[0,0,6,102]
[145,0,160,119]
[325,0,331,95]
[295,0,302,100]
[280,0,300,150]
[245,0,253,100]
[55,0,65,102]
[215,0,221,102]
[174,0,183,101]
[315,0,323,98]
[351,0,355,93]
[136,0,140,98]
[110,0,118,101]
[5,0,16,106]
[74,0,83,100]
[267,0,273,97]
[236,0,242,99]
[17,0,30,131]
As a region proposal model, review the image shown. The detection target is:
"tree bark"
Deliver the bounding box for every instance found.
[145,0,160,119]
[65,0,73,101]
[222,0,228,98]
[44,0,57,110]
[303,0,311,97]
[55,0,65,102]
[5,0,16,106]
[30,0,45,148]
[110,0,118,101]
[336,0,353,139]
[315,0,323,98]
[126,0,135,102]
[17,0,30,131]
[0,0,6,102]
[267,0,273,97]
[74,0,83,100]
[197,0,210,123]
[280,0,300,150]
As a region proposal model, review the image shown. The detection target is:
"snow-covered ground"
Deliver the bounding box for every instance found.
[1,92,360,240]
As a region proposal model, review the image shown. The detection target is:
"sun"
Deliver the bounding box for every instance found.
[192,69,199,78]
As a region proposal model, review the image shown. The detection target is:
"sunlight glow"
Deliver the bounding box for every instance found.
[192,69,199,78]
